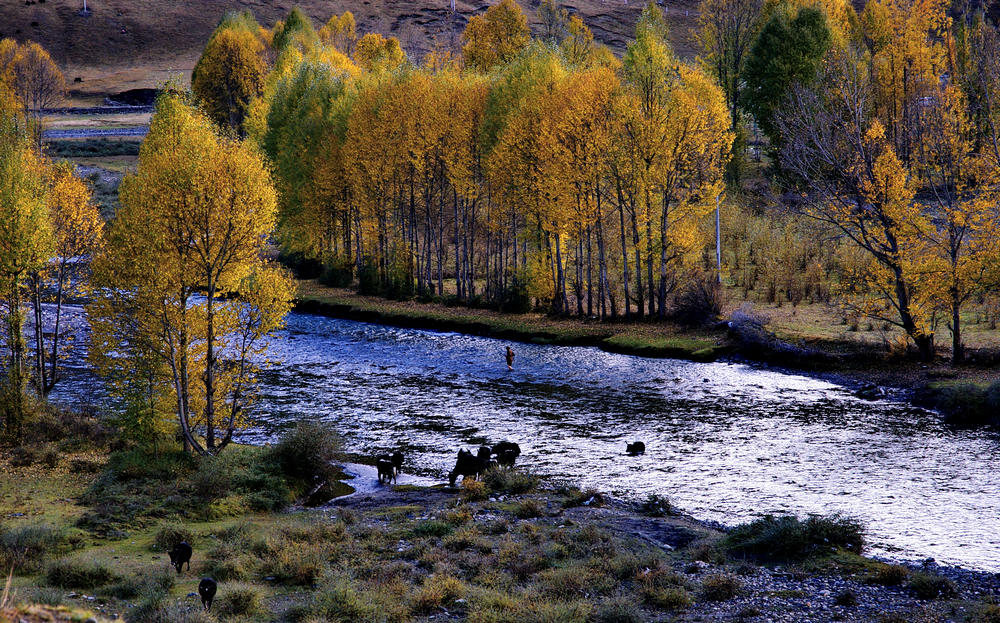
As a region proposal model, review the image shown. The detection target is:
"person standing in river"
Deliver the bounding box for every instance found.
[505,346,515,370]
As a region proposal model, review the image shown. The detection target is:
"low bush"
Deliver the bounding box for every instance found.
[639,494,673,517]
[412,520,454,539]
[483,468,539,494]
[724,514,864,561]
[833,589,858,607]
[867,563,909,586]
[908,572,957,600]
[258,538,327,585]
[320,256,354,288]
[46,559,118,589]
[934,381,1000,427]
[411,574,466,614]
[107,446,194,482]
[0,523,65,573]
[102,568,174,600]
[700,573,742,601]
[215,582,266,617]
[513,499,544,519]
[462,479,489,502]
[560,487,604,508]
[592,597,643,623]
[152,522,194,552]
[269,420,342,496]
[641,586,692,611]
[671,272,723,327]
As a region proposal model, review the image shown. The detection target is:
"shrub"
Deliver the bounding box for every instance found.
[320,256,354,288]
[639,494,673,517]
[412,520,454,539]
[259,538,327,585]
[8,445,39,467]
[39,443,60,468]
[462,479,489,502]
[483,468,538,494]
[934,381,1000,427]
[277,249,323,279]
[833,589,858,607]
[672,272,723,326]
[513,499,544,519]
[102,568,174,599]
[0,523,65,573]
[560,487,604,508]
[700,573,742,601]
[215,582,266,617]
[867,563,909,586]
[641,587,692,611]
[189,455,235,501]
[411,574,465,614]
[46,559,118,588]
[970,604,1000,623]
[592,597,643,623]
[107,447,194,482]
[270,420,342,495]
[152,522,194,552]
[724,514,864,561]
[908,572,957,600]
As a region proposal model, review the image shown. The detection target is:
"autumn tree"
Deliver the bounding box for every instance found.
[697,0,764,184]
[320,11,358,55]
[0,40,65,147]
[28,162,103,395]
[353,33,407,71]
[0,87,53,441]
[538,0,569,43]
[192,12,269,136]
[462,0,531,71]
[779,53,937,359]
[89,93,293,454]
[272,7,320,52]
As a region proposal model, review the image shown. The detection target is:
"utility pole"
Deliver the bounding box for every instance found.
[715,194,722,284]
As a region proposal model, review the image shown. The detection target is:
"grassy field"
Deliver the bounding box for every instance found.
[4,417,1000,623]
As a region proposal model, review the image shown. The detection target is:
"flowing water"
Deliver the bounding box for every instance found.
[52,307,1000,572]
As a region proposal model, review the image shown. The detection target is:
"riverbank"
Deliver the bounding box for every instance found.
[295,280,1000,422]
[4,438,1000,623]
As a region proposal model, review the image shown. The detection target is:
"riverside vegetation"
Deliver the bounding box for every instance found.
[4,411,1000,623]
[3,0,1000,619]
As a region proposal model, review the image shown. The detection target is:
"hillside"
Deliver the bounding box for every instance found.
[0,0,700,97]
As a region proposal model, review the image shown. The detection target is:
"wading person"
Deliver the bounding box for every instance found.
[505,346,515,370]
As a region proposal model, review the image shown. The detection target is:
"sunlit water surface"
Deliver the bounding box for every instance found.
[52,308,1000,571]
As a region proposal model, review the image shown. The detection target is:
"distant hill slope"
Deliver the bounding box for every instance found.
[0,0,700,94]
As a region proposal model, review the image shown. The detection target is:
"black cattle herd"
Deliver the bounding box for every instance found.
[162,439,645,610]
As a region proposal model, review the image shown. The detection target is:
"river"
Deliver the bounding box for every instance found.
[51,306,1000,572]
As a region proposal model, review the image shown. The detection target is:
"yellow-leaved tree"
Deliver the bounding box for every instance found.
[0,86,53,442]
[28,161,103,395]
[462,0,531,72]
[192,12,270,136]
[89,92,293,454]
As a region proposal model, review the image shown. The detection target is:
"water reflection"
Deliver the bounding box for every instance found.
[250,314,1000,571]
[52,307,1000,571]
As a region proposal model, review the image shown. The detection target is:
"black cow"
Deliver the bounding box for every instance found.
[376,451,406,484]
[168,541,192,574]
[449,449,491,486]
[492,441,521,467]
[198,577,217,610]
[626,441,645,456]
